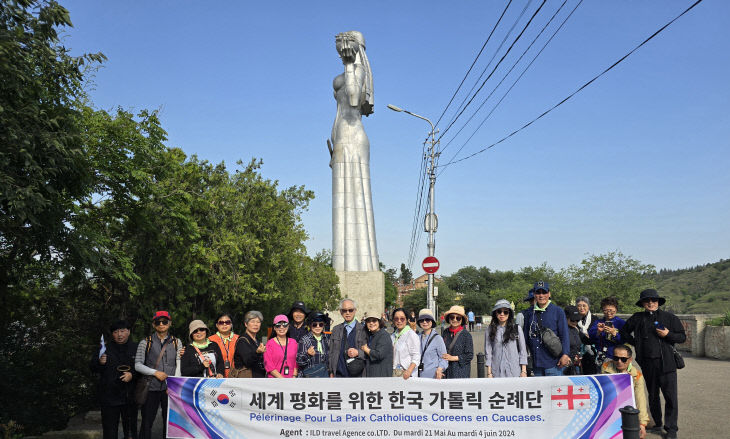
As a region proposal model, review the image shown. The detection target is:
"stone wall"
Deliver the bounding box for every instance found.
[331,271,384,326]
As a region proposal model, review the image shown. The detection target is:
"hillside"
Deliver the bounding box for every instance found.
[651,259,730,313]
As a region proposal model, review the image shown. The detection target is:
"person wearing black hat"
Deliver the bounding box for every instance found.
[287,301,310,343]
[620,289,686,439]
[90,320,138,439]
[296,312,330,377]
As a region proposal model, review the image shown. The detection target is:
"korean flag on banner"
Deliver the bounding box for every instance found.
[204,388,241,410]
[551,385,591,410]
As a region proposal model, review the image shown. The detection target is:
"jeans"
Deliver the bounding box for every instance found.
[533,366,564,376]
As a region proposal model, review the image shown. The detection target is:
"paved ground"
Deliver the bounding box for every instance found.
[143,328,728,438]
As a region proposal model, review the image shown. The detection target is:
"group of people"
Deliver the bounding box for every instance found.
[91,285,686,439]
[487,282,685,439]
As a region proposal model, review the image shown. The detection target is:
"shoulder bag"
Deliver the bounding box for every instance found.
[230,336,254,378]
[135,337,170,406]
[534,310,563,357]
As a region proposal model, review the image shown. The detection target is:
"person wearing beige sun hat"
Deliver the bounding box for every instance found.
[441,305,474,378]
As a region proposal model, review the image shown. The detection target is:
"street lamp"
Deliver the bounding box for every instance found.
[388,103,439,315]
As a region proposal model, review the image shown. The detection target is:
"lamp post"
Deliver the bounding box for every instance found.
[387,104,439,315]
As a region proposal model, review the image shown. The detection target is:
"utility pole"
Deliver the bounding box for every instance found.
[387,104,440,315]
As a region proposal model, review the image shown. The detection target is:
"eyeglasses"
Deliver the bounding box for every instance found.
[495,309,510,315]
[393,317,406,322]
[613,356,630,363]
[310,322,324,328]
[192,328,207,334]
[602,309,616,314]
[274,322,289,328]
[340,308,355,314]
[217,320,232,325]
[154,319,170,326]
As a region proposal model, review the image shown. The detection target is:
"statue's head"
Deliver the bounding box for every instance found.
[336,31,365,57]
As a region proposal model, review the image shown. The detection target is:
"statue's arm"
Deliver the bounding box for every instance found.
[344,63,365,108]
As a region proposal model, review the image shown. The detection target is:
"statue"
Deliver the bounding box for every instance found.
[329,31,378,272]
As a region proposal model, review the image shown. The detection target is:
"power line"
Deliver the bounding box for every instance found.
[442,0,534,132]
[439,0,581,170]
[433,0,514,129]
[437,0,704,172]
[437,0,548,142]
[406,146,428,270]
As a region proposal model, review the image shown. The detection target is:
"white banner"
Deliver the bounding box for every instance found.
[167,374,633,439]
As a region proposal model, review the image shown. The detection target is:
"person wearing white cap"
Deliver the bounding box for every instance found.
[416,309,448,379]
[485,300,527,378]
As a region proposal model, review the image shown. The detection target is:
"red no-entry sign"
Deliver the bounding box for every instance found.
[422,256,440,274]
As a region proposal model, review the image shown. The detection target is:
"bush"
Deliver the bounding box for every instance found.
[707,310,730,326]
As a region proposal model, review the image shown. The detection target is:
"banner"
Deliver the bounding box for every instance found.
[167,374,633,439]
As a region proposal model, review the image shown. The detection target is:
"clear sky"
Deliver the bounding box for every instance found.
[62,0,729,275]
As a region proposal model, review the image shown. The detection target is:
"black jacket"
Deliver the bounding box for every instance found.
[363,328,393,378]
[620,308,686,373]
[233,333,266,378]
[180,342,224,377]
[90,340,137,406]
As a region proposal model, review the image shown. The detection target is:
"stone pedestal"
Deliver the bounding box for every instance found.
[331,271,384,325]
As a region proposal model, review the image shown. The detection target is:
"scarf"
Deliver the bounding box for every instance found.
[534,300,551,312]
[192,340,211,349]
[393,326,411,345]
[215,332,234,344]
[448,325,464,335]
[577,311,592,335]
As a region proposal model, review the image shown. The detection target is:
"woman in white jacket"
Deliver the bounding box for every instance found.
[391,308,421,379]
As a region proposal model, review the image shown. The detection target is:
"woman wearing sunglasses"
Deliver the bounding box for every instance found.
[485,300,527,378]
[391,308,421,379]
[441,305,474,378]
[208,312,238,378]
[180,320,224,377]
[416,309,447,379]
[263,315,298,378]
[360,313,392,378]
[296,312,330,378]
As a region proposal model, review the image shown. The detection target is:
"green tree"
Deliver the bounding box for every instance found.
[562,251,656,312]
[400,262,413,285]
[402,288,426,313]
[381,263,398,308]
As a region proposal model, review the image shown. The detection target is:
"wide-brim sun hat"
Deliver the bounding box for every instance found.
[443,305,467,323]
[362,312,385,328]
[492,299,512,313]
[188,320,209,339]
[417,308,436,324]
[635,289,666,307]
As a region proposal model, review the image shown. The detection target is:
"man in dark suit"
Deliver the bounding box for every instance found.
[327,298,367,377]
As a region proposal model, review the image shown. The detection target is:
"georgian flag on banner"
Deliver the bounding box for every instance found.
[551,385,591,410]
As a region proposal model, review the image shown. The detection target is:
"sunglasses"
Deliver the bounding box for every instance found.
[274,322,289,328]
[192,328,207,334]
[217,320,232,325]
[340,308,355,314]
[495,309,510,315]
[644,298,659,303]
[614,356,630,363]
[154,319,170,326]
[534,291,549,295]
[393,317,406,322]
[449,315,462,320]
[310,322,324,328]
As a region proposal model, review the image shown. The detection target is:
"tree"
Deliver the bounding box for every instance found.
[381,263,398,308]
[562,251,656,312]
[400,262,413,285]
[402,288,426,313]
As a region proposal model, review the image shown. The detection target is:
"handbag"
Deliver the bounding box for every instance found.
[670,344,685,369]
[135,338,171,406]
[540,327,564,358]
[301,363,328,378]
[230,366,252,378]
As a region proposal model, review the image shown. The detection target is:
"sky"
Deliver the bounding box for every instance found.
[61,0,729,276]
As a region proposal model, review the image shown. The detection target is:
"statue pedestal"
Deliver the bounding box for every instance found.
[332,271,384,326]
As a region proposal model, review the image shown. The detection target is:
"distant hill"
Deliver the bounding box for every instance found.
[650,259,730,313]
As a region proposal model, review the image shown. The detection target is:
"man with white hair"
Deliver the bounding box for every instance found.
[328,298,367,377]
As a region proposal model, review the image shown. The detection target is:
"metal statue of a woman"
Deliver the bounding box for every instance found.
[328,31,378,272]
